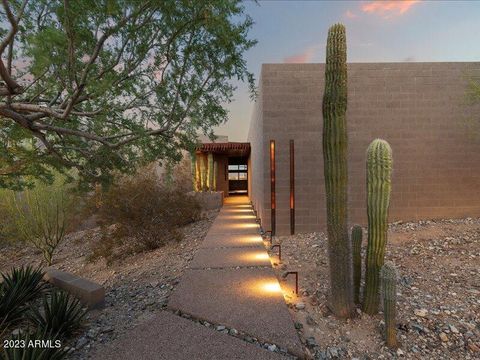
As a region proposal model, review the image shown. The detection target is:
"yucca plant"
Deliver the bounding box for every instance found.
[27,290,86,337]
[1,328,68,360]
[0,266,46,328]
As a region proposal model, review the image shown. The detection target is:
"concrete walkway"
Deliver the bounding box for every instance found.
[168,196,304,357]
[92,196,304,359]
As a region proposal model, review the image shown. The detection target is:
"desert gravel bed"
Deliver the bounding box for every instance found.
[270,217,480,360]
[0,210,219,359]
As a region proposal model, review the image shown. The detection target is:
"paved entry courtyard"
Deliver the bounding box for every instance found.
[93,196,304,359]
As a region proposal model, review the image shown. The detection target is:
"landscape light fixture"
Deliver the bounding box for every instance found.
[270,140,276,236]
[290,139,295,235]
[271,244,281,262]
[283,271,299,296]
[264,230,273,244]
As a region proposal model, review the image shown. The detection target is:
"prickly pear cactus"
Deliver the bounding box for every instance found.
[322,23,355,318]
[381,262,398,349]
[363,139,393,315]
[351,225,363,305]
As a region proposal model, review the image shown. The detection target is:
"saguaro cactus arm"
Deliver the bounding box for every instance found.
[363,139,393,315]
[322,23,355,318]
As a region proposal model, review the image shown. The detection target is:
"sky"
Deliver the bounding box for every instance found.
[213,0,480,141]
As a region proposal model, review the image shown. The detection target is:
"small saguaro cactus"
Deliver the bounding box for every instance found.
[191,152,198,191]
[200,155,207,191]
[195,154,201,191]
[213,161,218,191]
[381,262,398,349]
[351,225,363,305]
[322,23,355,318]
[363,139,393,315]
[207,153,214,191]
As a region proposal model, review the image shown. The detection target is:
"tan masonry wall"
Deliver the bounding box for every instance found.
[248,62,480,235]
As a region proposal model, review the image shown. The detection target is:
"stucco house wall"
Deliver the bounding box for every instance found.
[248,62,480,235]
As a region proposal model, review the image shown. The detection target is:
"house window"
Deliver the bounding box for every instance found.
[228,164,247,180]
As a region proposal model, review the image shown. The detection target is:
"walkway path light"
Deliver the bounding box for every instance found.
[263,230,273,244]
[270,244,281,262]
[282,271,299,296]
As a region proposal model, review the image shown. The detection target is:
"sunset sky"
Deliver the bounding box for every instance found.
[214,0,480,141]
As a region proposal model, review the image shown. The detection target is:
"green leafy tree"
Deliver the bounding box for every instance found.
[0,0,256,189]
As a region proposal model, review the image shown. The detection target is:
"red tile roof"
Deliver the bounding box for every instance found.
[196,142,250,156]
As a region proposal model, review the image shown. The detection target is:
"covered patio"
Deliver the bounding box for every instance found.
[194,142,250,196]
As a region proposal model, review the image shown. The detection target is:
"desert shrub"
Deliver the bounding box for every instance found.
[27,290,86,337]
[1,328,68,360]
[0,266,46,330]
[89,169,200,264]
[0,188,19,245]
[0,176,77,265]
[159,155,193,192]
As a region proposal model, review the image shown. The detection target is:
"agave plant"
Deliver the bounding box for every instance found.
[0,266,46,328]
[1,328,68,360]
[27,290,86,337]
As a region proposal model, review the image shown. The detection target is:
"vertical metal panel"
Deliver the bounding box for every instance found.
[290,139,295,235]
[270,140,276,236]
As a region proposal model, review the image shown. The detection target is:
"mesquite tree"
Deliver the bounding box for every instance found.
[0,0,256,190]
[322,23,355,318]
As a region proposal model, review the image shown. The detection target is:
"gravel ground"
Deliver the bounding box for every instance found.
[270,217,480,360]
[0,209,218,359]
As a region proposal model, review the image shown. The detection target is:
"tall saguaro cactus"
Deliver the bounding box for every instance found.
[351,225,363,305]
[322,23,355,318]
[381,262,398,349]
[207,153,214,191]
[363,139,393,315]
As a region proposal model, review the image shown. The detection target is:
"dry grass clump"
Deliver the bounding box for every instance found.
[89,169,200,264]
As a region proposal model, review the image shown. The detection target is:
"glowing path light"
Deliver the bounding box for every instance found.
[239,251,270,262]
[244,279,283,297]
[227,223,258,229]
[220,215,256,220]
[261,282,282,293]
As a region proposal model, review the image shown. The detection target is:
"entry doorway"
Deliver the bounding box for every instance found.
[228,157,248,195]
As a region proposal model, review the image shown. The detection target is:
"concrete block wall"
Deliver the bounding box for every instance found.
[247,62,480,235]
[248,72,265,222]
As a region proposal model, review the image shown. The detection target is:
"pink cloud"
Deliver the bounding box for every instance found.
[283,45,318,64]
[362,0,420,18]
[345,10,358,19]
